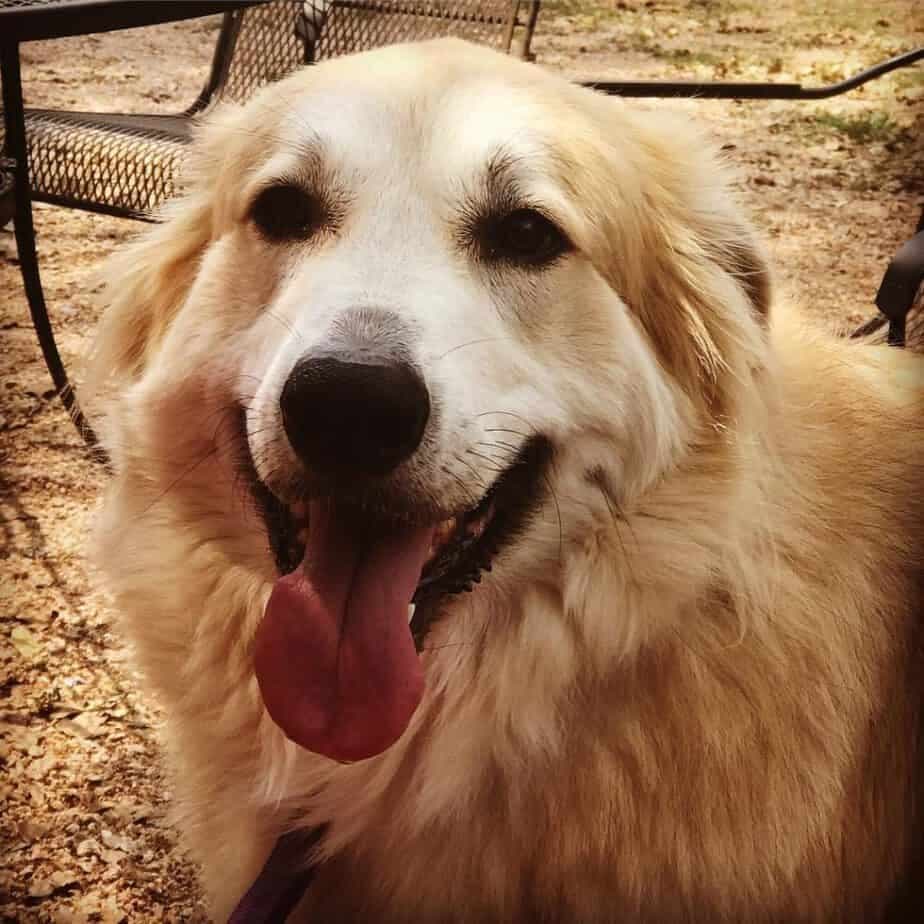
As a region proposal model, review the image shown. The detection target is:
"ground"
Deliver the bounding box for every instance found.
[1,1,921,921]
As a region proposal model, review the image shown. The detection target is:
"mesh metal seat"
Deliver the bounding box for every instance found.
[2,0,540,221]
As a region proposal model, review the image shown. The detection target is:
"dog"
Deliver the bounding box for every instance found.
[85,39,924,922]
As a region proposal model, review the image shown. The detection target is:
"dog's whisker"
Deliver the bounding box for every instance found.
[451,454,489,492]
[467,446,518,475]
[132,446,221,521]
[483,427,529,440]
[465,448,509,469]
[541,473,564,571]
[464,457,507,478]
[125,412,286,521]
[474,439,520,457]
[434,337,511,361]
[419,640,476,652]
[473,410,538,435]
[265,310,305,345]
[590,468,640,589]
[441,463,480,504]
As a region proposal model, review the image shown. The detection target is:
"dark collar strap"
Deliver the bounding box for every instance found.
[228,826,326,923]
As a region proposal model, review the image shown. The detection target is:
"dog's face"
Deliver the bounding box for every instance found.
[90,40,769,764]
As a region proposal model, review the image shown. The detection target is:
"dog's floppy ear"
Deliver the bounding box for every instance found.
[640,140,772,417]
[84,102,252,401]
[566,101,772,416]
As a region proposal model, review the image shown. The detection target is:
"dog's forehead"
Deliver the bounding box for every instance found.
[429,80,553,181]
[279,71,551,184]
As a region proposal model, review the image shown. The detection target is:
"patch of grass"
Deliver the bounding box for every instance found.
[621,28,661,55]
[811,62,847,85]
[892,68,924,91]
[540,0,617,25]
[545,3,614,32]
[795,2,908,34]
[812,111,900,143]
[660,48,723,67]
[688,0,755,13]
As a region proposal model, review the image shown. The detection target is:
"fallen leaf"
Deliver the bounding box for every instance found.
[28,878,54,898]
[51,870,78,889]
[101,829,133,853]
[10,626,40,659]
[57,712,108,739]
[77,837,102,857]
[17,819,48,842]
[26,754,59,779]
[100,847,127,865]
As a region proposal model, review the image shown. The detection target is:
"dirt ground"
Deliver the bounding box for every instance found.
[1,2,922,921]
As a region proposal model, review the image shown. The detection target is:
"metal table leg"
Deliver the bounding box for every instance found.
[1,39,105,462]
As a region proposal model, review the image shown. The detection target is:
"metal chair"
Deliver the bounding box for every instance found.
[4,1,540,222]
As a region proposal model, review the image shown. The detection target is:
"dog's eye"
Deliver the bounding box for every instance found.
[250,184,324,242]
[486,208,571,267]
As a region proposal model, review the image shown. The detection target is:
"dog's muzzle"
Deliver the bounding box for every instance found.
[242,310,551,766]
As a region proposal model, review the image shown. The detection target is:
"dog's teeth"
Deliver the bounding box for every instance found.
[407,603,416,624]
[428,516,458,557]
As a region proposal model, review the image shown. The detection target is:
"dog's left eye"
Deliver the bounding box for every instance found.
[249,184,324,242]
[485,208,571,267]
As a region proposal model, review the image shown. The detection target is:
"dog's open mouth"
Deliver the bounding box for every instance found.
[246,432,551,643]
[239,415,551,762]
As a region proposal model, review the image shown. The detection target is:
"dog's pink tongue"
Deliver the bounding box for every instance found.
[255,501,431,762]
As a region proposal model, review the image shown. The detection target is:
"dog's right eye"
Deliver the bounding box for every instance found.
[250,184,324,242]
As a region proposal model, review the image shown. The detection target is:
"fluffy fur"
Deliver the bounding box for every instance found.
[86,40,924,922]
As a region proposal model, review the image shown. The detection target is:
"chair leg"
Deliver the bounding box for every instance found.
[875,221,924,348]
[518,1,542,61]
[1,41,107,464]
[0,164,14,226]
[851,208,924,346]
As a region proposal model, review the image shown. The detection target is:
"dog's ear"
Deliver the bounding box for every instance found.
[641,141,773,417]
[564,101,772,416]
[84,103,252,400]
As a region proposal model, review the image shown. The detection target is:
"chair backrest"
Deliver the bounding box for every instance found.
[205,0,540,107]
[309,0,530,60]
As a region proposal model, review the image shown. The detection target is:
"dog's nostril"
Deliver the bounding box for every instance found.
[280,354,430,477]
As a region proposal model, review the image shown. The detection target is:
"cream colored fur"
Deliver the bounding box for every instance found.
[86,40,924,922]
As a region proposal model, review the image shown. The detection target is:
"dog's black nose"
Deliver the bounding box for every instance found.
[280,354,430,476]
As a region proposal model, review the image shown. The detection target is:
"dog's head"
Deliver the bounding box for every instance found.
[89,39,770,764]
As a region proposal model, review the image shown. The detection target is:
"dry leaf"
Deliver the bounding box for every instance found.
[10,626,40,659]
[26,754,58,779]
[28,877,54,898]
[57,712,108,739]
[77,837,102,857]
[27,870,76,898]
[51,870,78,888]
[101,829,133,853]
[17,819,48,842]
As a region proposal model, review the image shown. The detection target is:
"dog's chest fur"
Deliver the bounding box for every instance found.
[289,562,924,923]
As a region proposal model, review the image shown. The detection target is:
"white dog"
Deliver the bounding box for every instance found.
[87,39,924,922]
